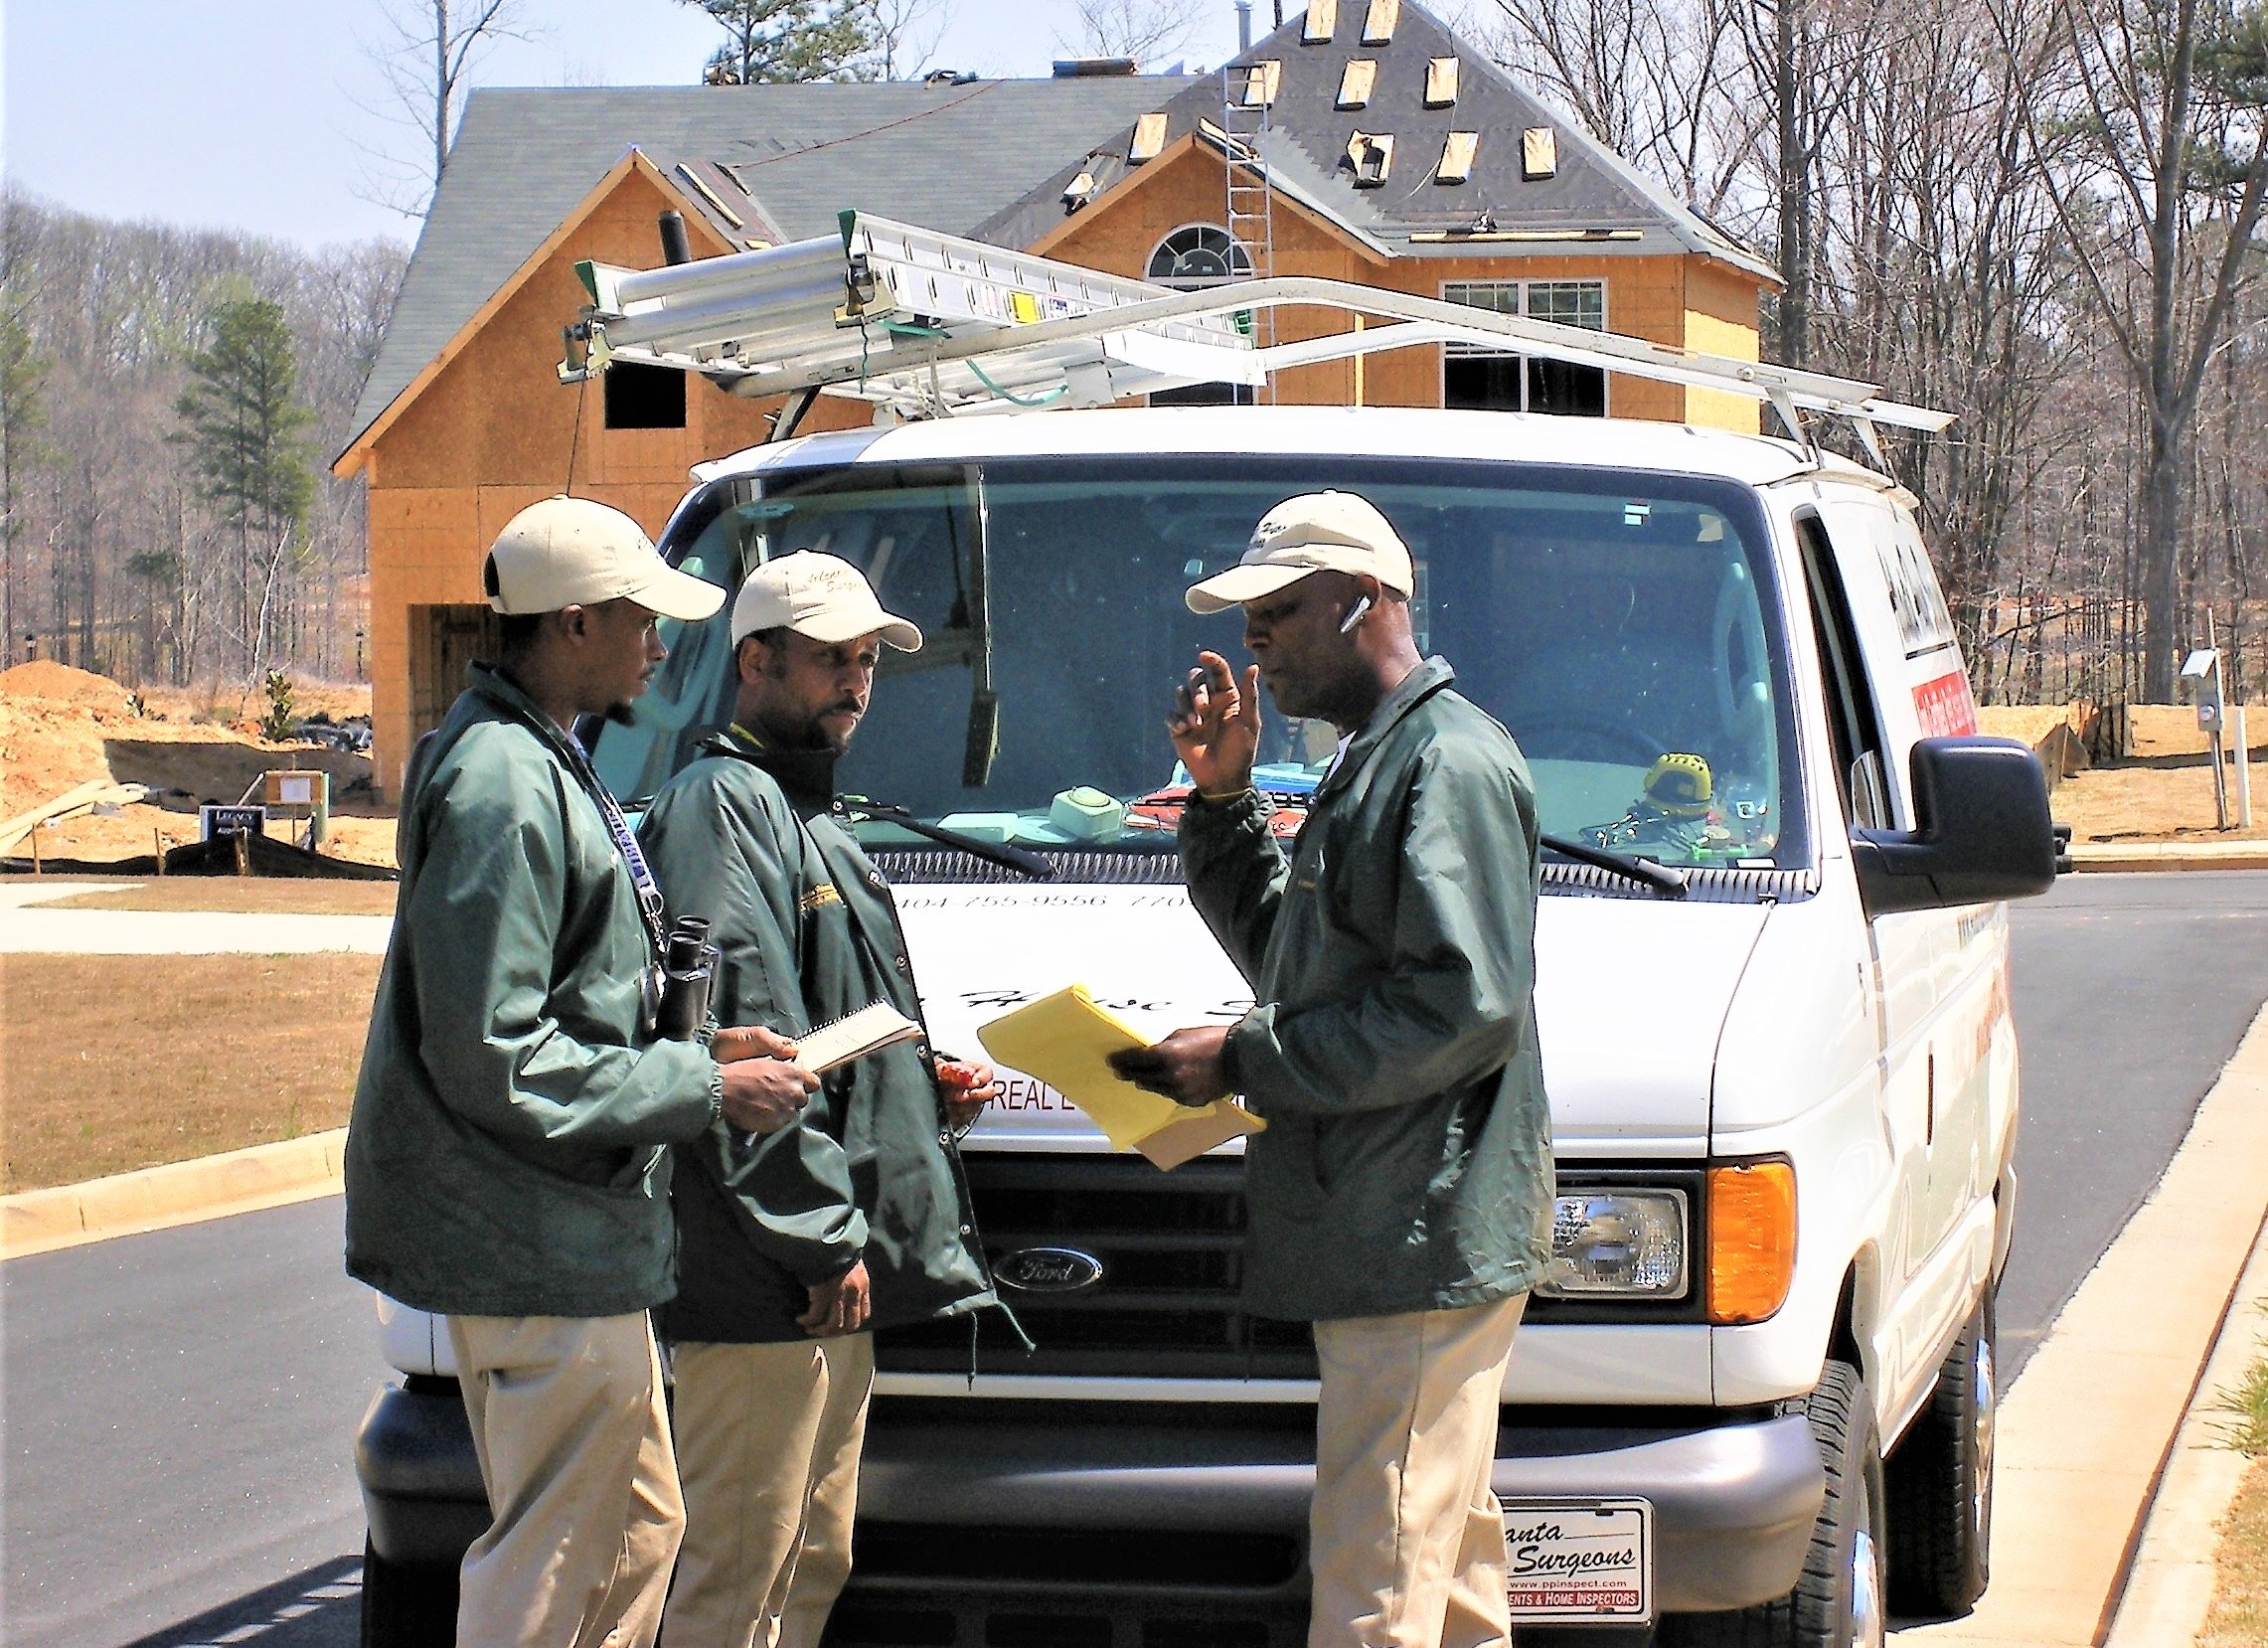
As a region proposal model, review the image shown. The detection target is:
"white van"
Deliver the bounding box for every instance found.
[354,234,2059,1648]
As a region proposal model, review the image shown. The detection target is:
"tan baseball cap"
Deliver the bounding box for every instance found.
[483,496,725,622]
[731,551,923,651]
[1185,490,1414,615]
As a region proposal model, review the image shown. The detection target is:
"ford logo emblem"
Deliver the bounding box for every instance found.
[994,1246,1105,1293]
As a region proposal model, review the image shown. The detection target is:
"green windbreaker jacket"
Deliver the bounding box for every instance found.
[343,664,723,1319]
[1180,657,1554,1322]
[637,730,994,1344]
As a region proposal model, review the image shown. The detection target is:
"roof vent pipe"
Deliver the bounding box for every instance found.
[658,210,692,266]
[1236,0,1253,49]
[1053,57,1137,76]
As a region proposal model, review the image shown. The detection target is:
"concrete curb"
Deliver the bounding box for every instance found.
[2067,844,2268,873]
[2101,1206,2268,1646]
[1892,1001,2268,1646]
[0,1128,347,1260]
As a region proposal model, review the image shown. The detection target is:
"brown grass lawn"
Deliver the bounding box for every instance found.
[2200,1457,2268,1647]
[45,879,401,916]
[1,953,382,1192]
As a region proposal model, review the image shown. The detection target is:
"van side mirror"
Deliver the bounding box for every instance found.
[1850,737,2059,915]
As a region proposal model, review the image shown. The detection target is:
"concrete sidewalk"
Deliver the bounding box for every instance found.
[1892,1003,2268,1646]
[0,880,392,953]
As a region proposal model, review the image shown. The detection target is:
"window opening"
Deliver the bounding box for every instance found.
[603,361,687,429]
[1147,224,1253,286]
[1440,280,1607,415]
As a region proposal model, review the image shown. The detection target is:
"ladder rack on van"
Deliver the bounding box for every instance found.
[562,210,1951,455]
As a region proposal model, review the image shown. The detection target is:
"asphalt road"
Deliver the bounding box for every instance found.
[4,871,2265,1647]
[1999,871,2268,1374]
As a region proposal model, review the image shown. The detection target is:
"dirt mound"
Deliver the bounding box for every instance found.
[0,662,393,868]
[0,660,135,709]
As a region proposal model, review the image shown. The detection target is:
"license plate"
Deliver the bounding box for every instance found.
[1503,1497,1653,1621]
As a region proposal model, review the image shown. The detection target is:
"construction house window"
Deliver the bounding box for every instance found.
[1148,225,1254,286]
[1148,226,1257,405]
[604,361,688,429]
[1440,279,1608,416]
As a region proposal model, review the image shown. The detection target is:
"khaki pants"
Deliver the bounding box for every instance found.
[1307,1293,1527,1648]
[448,1312,684,1648]
[663,1334,876,1648]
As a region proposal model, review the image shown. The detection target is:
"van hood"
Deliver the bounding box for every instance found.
[1530,895,1772,1152]
[903,883,1769,1155]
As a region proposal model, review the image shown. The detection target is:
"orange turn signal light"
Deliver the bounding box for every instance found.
[1708,1159,1797,1324]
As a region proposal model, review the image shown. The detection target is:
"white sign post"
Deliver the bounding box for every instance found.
[2184,649,2229,830]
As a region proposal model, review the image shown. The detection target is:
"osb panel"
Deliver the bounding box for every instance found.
[1681,260,1763,432]
[368,169,779,494]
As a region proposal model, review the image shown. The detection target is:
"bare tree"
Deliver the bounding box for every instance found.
[1487,0,1759,218]
[867,0,954,78]
[1061,0,1214,64]
[354,0,535,218]
[2015,0,2268,698]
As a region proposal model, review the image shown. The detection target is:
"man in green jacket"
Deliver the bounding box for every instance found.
[345,496,820,1648]
[638,551,998,1648]
[1112,492,1553,1648]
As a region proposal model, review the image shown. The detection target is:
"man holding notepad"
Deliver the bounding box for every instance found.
[637,552,998,1648]
[1111,492,1553,1648]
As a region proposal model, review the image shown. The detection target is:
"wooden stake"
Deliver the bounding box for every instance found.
[155,828,167,876]
[234,827,249,878]
[30,823,41,877]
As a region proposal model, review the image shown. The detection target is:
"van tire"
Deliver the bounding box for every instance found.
[360,1537,457,1648]
[1885,1291,1995,1615]
[1659,1361,1886,1648]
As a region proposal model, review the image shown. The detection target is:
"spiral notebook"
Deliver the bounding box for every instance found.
[793,1001,920,1075]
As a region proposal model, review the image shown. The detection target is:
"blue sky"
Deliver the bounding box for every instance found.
[4,1,1249,249]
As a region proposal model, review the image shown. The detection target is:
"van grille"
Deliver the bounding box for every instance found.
[876,1156,1319,1379]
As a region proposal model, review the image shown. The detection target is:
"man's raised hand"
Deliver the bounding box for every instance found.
[1169,650,1261,797]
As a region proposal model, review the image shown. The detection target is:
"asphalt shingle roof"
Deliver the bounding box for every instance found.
[347,8,1774,461]
[345,75,1193,454]
[974,1,1776,276]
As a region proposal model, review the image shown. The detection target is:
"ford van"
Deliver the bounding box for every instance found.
[356,399,2058,1648]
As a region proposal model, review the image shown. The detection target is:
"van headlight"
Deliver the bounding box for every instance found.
[1539,1189,1690,1298]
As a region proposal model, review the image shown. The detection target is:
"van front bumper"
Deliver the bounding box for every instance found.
[845,1404,1824,1622]
[356,1380,488,1568]
[352,1384,1825,1622]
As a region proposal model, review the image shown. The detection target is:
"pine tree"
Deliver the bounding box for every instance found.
[678,0,882,83]
[175,296,314,682]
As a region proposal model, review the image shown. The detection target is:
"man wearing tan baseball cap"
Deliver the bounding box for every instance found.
[1116,490,1552,1648]
[347,496,823,1648]
[640,550,1000,1648]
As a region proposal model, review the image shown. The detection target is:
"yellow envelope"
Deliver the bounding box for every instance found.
[977,985,1265,1171]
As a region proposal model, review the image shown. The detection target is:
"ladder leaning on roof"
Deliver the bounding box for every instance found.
[560,209,1951,460]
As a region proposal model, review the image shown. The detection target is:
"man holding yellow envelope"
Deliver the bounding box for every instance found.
[1109,492,1554,1648]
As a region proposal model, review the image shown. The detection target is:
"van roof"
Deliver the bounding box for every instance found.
[696,406,1901,493]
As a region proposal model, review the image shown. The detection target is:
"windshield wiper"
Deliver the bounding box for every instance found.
[1540,833,1690,898]
[838,796,1055,881]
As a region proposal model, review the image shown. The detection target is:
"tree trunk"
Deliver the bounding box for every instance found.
[2140,408,2183,702]
[433,0,451,197]
[1775,0,1809,364]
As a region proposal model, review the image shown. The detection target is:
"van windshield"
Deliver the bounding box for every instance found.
[594,455,1805,870]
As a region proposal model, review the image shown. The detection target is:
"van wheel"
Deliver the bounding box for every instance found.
[1886,1291,1995,1614]
[1659,1361,1886,1648]
[359,1537,457,1648]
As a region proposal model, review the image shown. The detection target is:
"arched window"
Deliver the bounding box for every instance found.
[1147,225,1253,288]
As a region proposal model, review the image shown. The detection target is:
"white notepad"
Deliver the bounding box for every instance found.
[793,1001,921,1074]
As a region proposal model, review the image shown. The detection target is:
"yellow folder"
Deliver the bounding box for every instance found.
[977,985,1265,1171]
